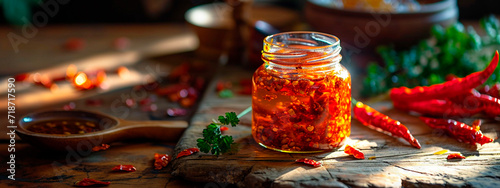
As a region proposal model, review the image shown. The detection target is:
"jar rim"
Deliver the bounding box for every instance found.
[263,31,340,50]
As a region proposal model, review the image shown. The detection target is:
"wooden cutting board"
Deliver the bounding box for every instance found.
[171,66,500,188]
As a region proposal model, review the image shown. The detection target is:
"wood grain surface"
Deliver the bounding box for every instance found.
[172,66,500,188]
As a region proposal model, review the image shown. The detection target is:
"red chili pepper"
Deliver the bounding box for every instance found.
[447,153,466,160]
[353,100,421,149]
[419,117,494,145]
[176,148,200,159]
[390,51,499,102]
[394,99,482,118]
[344,145,365,159]
[295,158,322,167]
[220,126,229,132]
[74,178,110,186]
[92,144,110,152]
[153,153,170,170]
[478,83,500,99]
[111,165,136,172]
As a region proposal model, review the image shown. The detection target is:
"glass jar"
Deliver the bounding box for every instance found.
[251,31,351,153]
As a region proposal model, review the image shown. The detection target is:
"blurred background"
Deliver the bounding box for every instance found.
[0,0,499,25]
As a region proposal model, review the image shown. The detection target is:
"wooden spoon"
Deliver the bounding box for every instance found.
[16,110,188,151]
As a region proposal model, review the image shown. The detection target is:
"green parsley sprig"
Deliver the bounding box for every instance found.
[196,112,240,155]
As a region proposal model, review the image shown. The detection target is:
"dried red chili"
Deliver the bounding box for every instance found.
[111,165,136,172]
[153,153,170,170]
[176,148,200,159]
[353,100,421,149]
[394,99,482,118]
[447,153,466,160]
[344,145,365,159]
[419,117,494,145]
[390,51,499,102]
[74,178,110,186]
[92,144,110,152]
[295,158,322,167]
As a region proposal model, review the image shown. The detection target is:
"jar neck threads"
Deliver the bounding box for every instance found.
[261,32,342,69]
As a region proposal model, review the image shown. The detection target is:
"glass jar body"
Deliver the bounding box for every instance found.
[251,32,351,153]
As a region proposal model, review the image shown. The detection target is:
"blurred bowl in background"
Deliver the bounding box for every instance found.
[305,0,458,52]
[185,2,299,61]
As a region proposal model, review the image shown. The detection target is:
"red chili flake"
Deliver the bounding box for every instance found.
[220,126,229,132]
[179,97,195,108]
[344,145,365,159]
[64,38,85,51]
[176,148,200,159]
[111,165,136,172]
[166,108,188,117]
[74,178,110,187]
[447,153,466,160]
[86,99,103,106]
[169,63,190,80]
[156,84,190,96]
[295,158,322,167]
[216,81,232,92]
[14,73,30,82]
[154,153,170,170]
[92,144,110,152]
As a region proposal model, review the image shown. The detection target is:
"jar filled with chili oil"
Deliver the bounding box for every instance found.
[252,31,351,153]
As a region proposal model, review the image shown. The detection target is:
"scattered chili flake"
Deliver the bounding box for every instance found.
[295,158,322,167]
[92,144,110,152]
[344,145,365,159]
[216,81,232,92]
[176,148,200,159]
[74,178,110,187]
[447,153,466,160]
[220,126,229,132]
[111,165,136,172]
[433,149,449,155]
[14,73,30,82]
[153,153,170,170]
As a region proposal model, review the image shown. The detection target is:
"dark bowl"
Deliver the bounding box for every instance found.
[305,0,458,51]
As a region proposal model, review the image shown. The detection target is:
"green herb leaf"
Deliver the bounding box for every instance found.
[197,112,240,155]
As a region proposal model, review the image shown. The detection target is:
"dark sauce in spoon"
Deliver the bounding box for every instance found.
[26,119,103,135]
